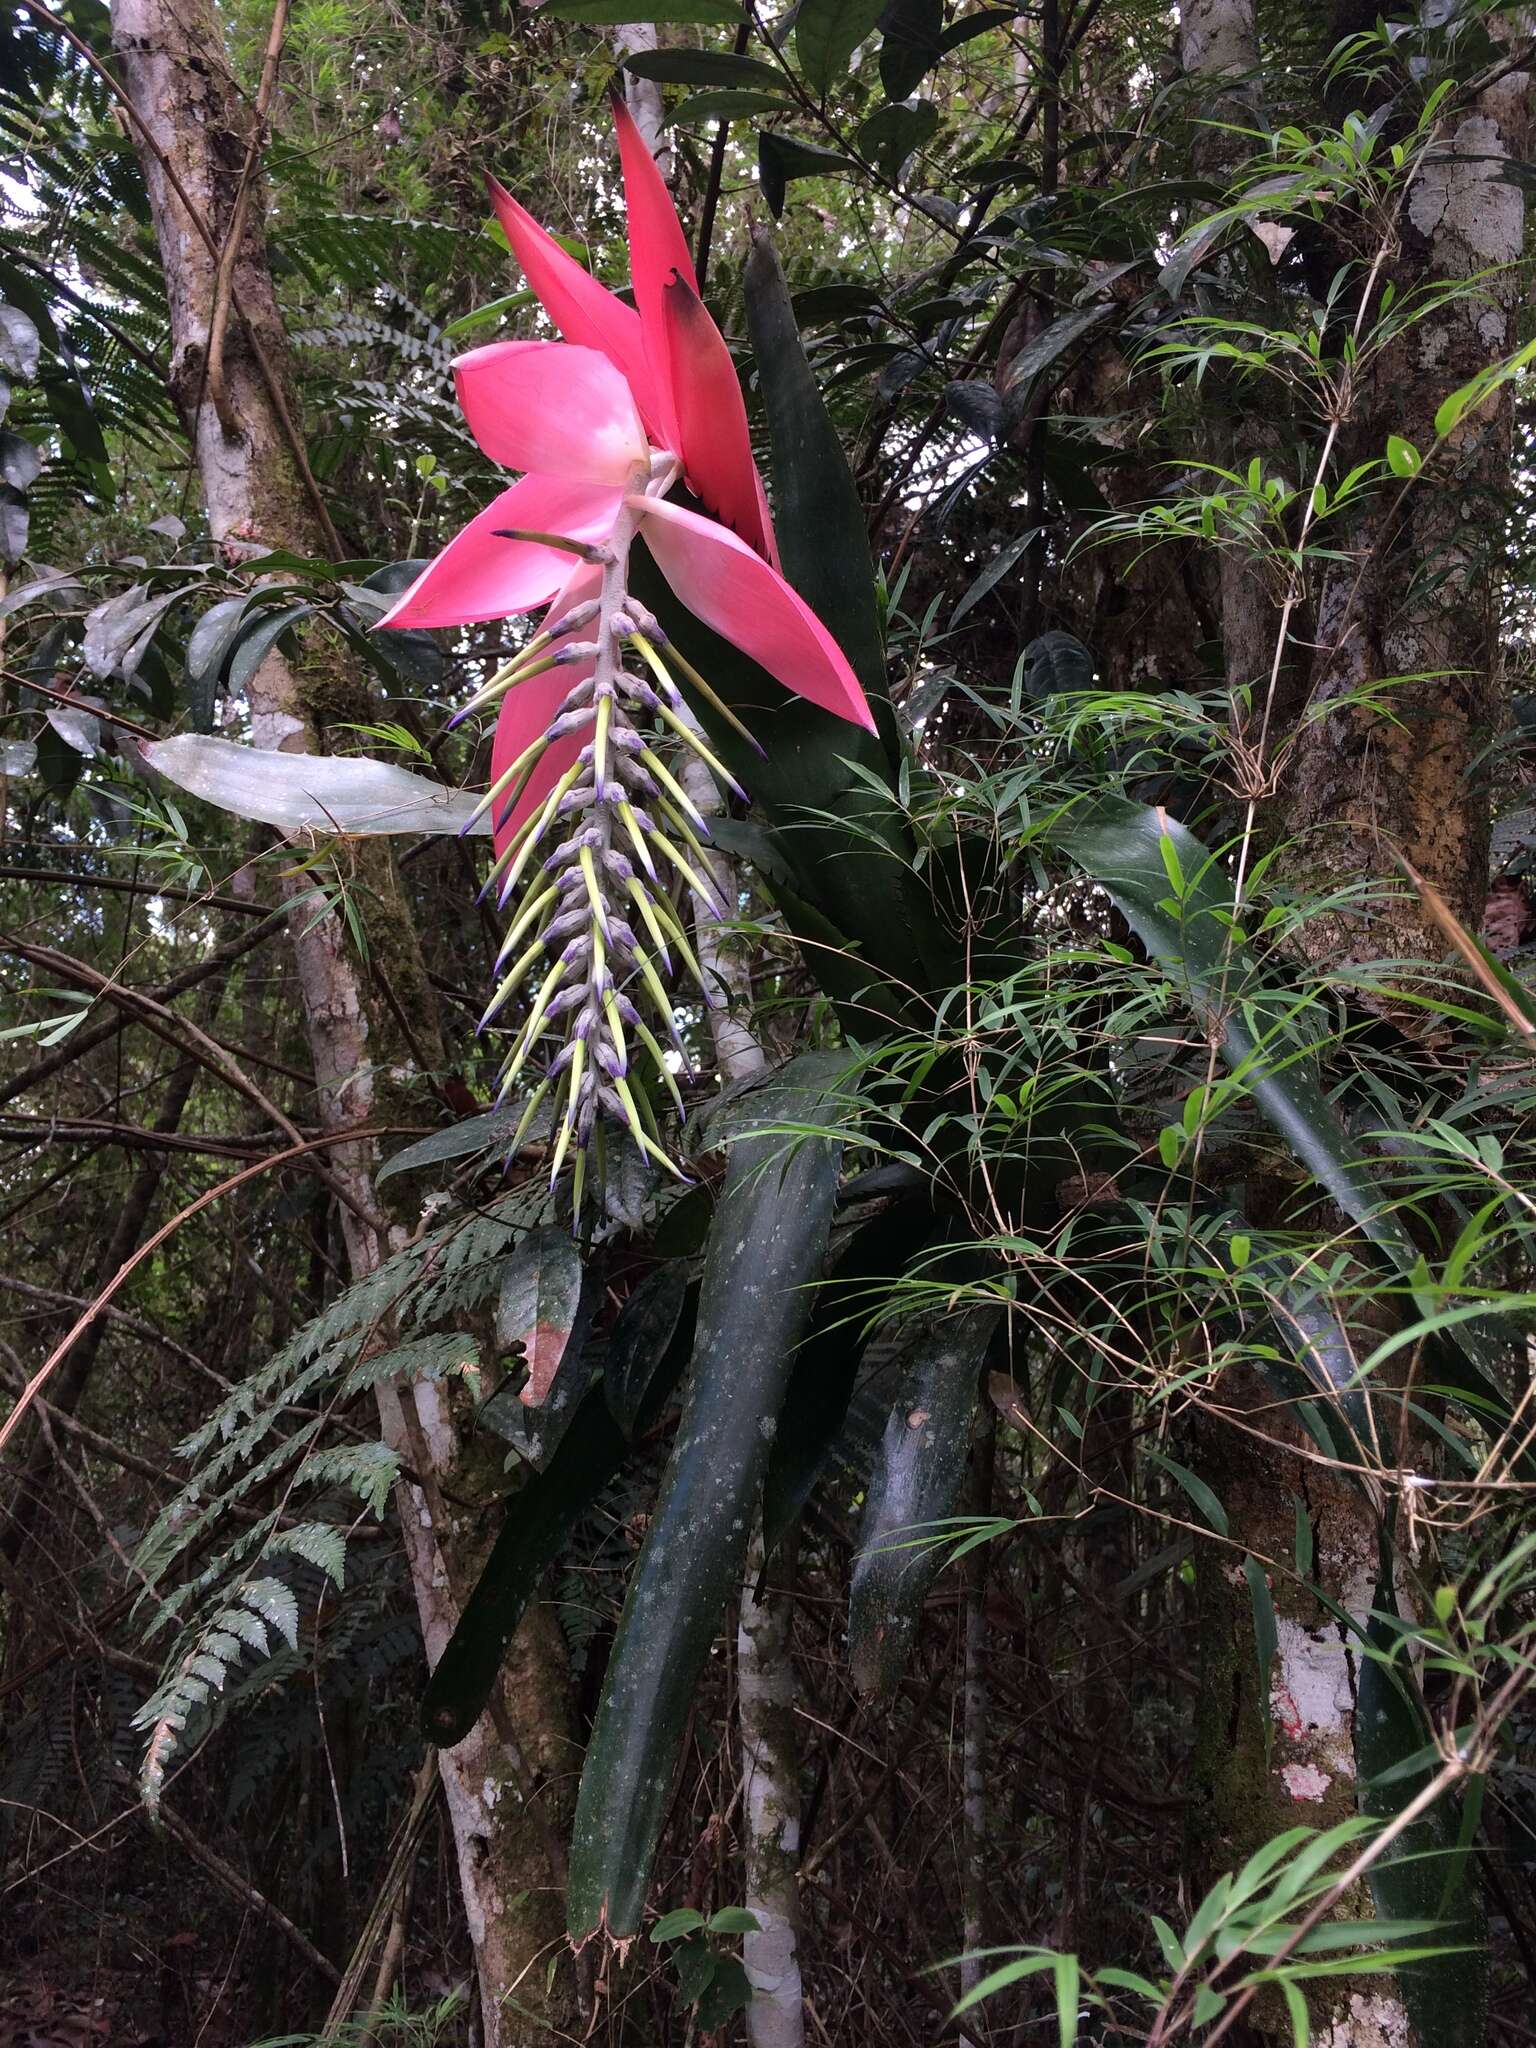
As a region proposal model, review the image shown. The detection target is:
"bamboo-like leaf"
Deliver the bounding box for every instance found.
[1356,1601,1486,2047]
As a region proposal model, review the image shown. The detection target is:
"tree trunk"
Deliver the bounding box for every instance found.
[738,1523,806,2048]
[1285,44,1532,965]
[108,4,579,2034]
[1188,1369,1419,2048]
[1170,7,1473,2043]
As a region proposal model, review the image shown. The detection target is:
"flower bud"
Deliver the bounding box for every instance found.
[548,706,598,739]
[546,597,600,639]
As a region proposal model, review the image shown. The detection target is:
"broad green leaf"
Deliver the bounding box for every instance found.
[226,601,313,697]
[0,302,40,379]
[858,99,939,179]
[650,1908,706,1943]
[622,47,787,89]
[567,1062,844,1938]
[184,596,248,732]
[377,1102,549,1185]
[545,0,740,18]
[672,88,794,122]
[1385,434,1421,478]
[0,428,40,492]
[849,1293,998,1695]
[1022,629,1096,698]
[706,1906,762,1934]
[878,0,943,99]
[694,1954,753,2025]
[757,131,857,217]
[795,0,884,98]
[673,1937,717,2004]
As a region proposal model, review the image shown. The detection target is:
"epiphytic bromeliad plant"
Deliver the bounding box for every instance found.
[377,99,874,1197]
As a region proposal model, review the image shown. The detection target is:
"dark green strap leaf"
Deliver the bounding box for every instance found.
[605,1264,690,1439]
[848,1299,998,1696]
[743,227,887,709]
[567,1065,844,1938]
[761,1194,943,1559]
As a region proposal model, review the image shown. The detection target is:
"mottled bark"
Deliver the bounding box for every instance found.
[1171,9,1433,2044]
[738,1523,806,2048]
[1286,46,1531,964]
[1189,1369,1417,2048]
[108,4,579,2035]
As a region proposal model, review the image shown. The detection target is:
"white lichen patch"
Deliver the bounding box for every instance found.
[1280,1761,1331,1802]
[1319,1990,1414,2047]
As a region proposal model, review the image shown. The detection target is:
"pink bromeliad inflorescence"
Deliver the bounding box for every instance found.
[379,100,874,1199]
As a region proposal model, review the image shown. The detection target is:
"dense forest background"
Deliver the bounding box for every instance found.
[4,1,1536,2044]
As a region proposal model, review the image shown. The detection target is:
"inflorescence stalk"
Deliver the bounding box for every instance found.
[461,468,744,1207]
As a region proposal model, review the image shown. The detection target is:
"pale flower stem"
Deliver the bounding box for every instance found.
[738,1518,806,2048]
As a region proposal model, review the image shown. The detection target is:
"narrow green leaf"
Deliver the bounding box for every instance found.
[1056,798,1519,1447]
[1054,1953,1081,2047]
[1276,1975,1310,2046]
[1243,1555,1278,1742]
[1144,1449,1229,1536]
[1356,1599,1487,2046]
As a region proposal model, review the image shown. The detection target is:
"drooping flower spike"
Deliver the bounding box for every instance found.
[380,101,874,1203]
